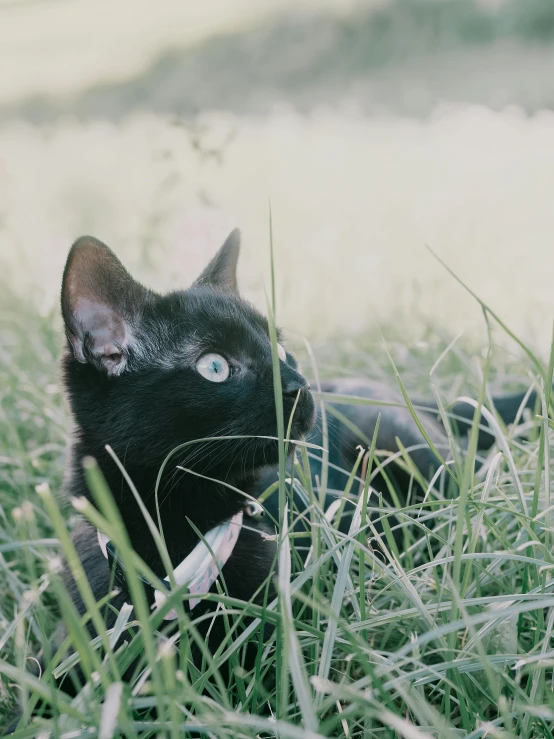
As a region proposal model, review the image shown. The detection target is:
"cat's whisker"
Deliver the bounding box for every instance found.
[154,422,247,509]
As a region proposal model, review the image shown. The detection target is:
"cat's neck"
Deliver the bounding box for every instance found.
[67,438,255,574]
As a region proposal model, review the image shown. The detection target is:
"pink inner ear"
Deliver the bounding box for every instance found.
[72,298,128,368]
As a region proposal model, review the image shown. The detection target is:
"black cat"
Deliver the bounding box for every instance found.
[59,226,536,638]
[59,229,316,623]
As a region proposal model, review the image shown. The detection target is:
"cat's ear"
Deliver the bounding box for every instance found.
[194,228,240,293]
[61,236,147,376]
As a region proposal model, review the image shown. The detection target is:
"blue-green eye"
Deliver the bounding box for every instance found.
[196,353,230,383]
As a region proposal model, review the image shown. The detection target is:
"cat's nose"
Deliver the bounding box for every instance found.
[282,375,311,397]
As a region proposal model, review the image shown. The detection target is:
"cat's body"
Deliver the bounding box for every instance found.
[259,377,536,546]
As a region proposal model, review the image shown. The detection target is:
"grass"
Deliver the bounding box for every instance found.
[1,261,554,739]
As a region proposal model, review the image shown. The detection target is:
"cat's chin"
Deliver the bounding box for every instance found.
[290,404,317,441]
[250,426,312,469]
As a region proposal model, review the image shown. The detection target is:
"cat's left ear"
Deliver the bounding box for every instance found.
[194,228,240,294]
[61,236,149,376]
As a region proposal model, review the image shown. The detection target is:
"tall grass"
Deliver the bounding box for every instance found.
[0,263,553,738]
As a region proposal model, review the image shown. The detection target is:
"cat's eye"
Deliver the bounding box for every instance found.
[277,343,287,362]
[196,353,230,383]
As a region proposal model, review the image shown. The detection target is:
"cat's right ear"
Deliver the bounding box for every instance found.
[61,236,147,376]
[194,228,241,293]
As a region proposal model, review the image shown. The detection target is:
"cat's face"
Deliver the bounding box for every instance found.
[60,230,315,478]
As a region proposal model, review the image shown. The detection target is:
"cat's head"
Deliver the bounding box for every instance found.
[60,230,316,479]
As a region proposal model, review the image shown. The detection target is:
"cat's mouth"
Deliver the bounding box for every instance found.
[257,388,316,462]
[285,385,316,434]
[289,408,316,442]
[226,391,316,471]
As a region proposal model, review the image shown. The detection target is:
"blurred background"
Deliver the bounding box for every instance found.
[1,0,554,351]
